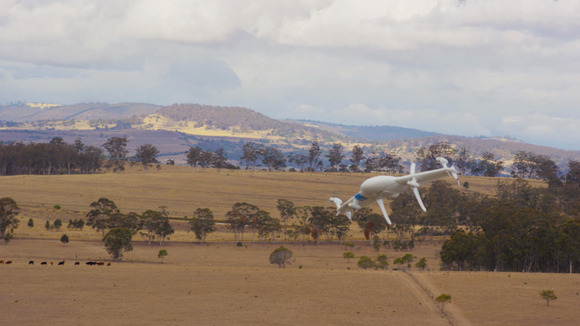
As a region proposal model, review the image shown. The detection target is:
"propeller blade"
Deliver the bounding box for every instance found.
[436,157,449,167]
[408,162,426,211]
[376,198,392,225]
[330,197,343,210]
[412,186,427,212]
[447,171,460,186]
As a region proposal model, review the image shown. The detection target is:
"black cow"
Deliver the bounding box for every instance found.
[29,260,34,265]
[58,261,65,266]
[41,262,47,265]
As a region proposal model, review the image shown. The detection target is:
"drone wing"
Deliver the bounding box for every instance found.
[394,158,460,212]
[395,158,459,187]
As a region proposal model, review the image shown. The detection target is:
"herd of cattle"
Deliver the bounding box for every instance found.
[0,259,111,266]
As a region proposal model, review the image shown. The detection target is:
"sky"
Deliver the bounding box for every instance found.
[1,0,579,150]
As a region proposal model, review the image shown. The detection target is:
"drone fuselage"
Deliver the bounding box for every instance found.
[330,157,460,225]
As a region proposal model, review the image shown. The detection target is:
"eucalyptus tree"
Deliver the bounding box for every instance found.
[308,206,334,243]
[293,206,312,241]
[86,198,119,236]
[326,143,344,172]
[260,147,286,171]
[331,214,351,245]
[416,141,457,171]
[308,140,322,171]
[213,148,227,171]
[226,202,259,241]
[78,145,104,173]
[135,143,159,171]
[241,142,263,170]
[349,145,365,172]
[186,146,203,171]
[189,208,216,242]
[0,197,20,241]
[103,228,133,260]
[356,211,388,244]
[140,207,174,245]
[103,136,128,172]
[363,152,403,173]
[276,199,296,240]
[471,151,504,177]
[255,210,281,241]
[108,211,141,235]
[269,247,293,268]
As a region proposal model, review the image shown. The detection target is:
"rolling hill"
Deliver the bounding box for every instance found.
[1,102,579,167]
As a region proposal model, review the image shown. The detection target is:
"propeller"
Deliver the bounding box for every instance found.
[437,157,460,186]
[408,163,427,212]
[376,198,392,225]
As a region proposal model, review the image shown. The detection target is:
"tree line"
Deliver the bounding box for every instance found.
[1,136,577,179]
[0,138,102,175]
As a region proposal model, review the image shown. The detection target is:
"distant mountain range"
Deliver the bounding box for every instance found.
[1,102,579,168]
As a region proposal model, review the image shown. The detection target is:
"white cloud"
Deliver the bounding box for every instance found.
[1,0,579,149]
[498,113,580,149]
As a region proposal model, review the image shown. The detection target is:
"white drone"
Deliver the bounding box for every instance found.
[331,157,459,225]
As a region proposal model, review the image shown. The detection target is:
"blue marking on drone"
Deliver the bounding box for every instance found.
[354,193,368,201]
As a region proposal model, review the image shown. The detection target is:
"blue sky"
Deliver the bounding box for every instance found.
[1,0,579,149]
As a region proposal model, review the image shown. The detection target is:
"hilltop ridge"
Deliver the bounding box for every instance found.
[1,102,579,167]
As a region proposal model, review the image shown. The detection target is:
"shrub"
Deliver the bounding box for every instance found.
[357,256,374,269]
[376,254,389,270]
[53,219,62,230]
[60,234,69,245]
[68,219,85,230]
[236,241,243,247]
[27,218,34,228]
[436,294,452,313]
[401,253,417,267]
[343,252,355,260]
[540,289,557,307]
[372,236,382,251]
[416,257,427,271]
[158,249,168,263]
[393,257,404,269]
[392,240,403,250]
[269,247,293,268]
[54,204,61,210]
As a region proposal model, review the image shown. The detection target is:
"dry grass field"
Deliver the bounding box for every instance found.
[0,167,574,326]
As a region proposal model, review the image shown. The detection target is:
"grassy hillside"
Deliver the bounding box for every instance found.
[2,166,545,242]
